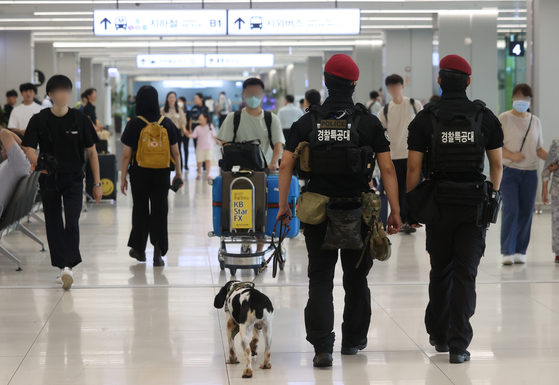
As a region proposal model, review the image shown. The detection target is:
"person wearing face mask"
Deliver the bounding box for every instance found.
[161,92,187,170]
[217,77,284,172]
[499,84,548,266]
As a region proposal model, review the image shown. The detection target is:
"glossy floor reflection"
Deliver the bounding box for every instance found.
[0,169,558,384]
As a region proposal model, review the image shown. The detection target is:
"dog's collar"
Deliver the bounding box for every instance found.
[227,281,255,298]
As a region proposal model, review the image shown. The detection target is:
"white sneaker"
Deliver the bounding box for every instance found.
[514,254,526,264]
[502,255,514,265]
[61,267,74,290]
[56,269,63,284]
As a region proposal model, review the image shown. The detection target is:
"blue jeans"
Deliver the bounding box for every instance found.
[500,168,538,255]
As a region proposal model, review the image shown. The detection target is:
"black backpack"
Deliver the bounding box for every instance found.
[221,110,273,172]
[383,98,418,122]
[423,100,486,178]
[308,103,375,176]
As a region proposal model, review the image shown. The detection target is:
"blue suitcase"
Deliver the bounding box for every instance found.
[266,174,300,238]
[211,174,300,238]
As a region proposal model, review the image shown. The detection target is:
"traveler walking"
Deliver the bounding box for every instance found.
[541,137,559,262]
[217,91,232,127]
[365,91,382,116]
[22,75,102,290]
[8,83,43,136]
[120,85,183,267]
[277,94,304,139]
[499,84,548,265]
[160,92,187,171]
[185,111,219,180]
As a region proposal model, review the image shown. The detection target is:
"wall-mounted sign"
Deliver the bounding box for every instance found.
[136,53,274,69]
[163,80,225,89]
[108,67,119,78]
[509,41,525,57]
[93,10,227,36]
[205,53,274,68]
[227,9,361,35]
[137,54,206,68]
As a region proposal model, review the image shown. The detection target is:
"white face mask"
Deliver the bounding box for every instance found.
[177,101,184,109]
[219,94,226,100]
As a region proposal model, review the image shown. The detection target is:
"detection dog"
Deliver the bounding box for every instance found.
[214,280,274,378]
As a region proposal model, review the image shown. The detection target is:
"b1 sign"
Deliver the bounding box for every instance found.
[205,54,274,68]
[93,10,227,36]
[136,54,205,68]
[227,9,360,35]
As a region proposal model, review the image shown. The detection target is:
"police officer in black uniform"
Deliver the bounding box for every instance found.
[406,55,504,363]
[277,54,402,367]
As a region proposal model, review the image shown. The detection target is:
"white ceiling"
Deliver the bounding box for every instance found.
[0,0,527,75]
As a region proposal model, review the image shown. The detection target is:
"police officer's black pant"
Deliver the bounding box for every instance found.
[379,158,408,225]
[425,204,486,352]
[40,171,84,269]
[128,168,171,256]
[303,220,373,354]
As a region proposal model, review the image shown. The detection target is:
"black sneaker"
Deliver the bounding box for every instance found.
[341,339,367,355]
[313,353,333,367]
[429,337,449,353]
[129,249,146,262]
[153,244,165,267]
[449,348,470,364]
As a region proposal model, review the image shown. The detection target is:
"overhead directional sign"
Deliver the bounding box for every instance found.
[136,53,275,69]
[93,10,227,36]
[227,9,361,35]
[137,54,206,68]
[205,54,274,68]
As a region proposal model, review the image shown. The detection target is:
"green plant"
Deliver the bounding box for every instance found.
[111,84,127,117]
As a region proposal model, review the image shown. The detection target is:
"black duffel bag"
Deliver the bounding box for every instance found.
[406,179,440,225]
[221,139,268,172]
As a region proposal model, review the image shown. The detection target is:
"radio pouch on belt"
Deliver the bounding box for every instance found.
[295,192,329,225]
[322,200,364,250]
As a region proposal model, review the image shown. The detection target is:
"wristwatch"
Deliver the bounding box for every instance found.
[93,182,102,188]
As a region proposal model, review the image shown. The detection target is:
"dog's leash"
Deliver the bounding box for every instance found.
[254,214,291,280]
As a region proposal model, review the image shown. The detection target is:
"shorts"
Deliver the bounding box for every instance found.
[196,150,214,163]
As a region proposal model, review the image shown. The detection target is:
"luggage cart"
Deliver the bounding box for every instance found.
[208,174,286,276]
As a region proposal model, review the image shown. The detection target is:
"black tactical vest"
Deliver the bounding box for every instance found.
[423,100,486,179]
[308,103,375,176]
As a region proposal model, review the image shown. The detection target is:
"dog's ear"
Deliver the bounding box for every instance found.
[214,284,230,309]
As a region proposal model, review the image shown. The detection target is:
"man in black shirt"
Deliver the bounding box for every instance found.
[4,89,17,123]
[407,55,503,363]
[23,75,101,290]
[83,88,103,132]
[277,54,402,367]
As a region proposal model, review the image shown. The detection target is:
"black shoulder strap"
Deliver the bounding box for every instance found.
[264,111,273,150]
[232,110,242,142]
[410,98,418,115]
[383,103,389,122]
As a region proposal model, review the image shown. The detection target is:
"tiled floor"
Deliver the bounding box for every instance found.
[1,167,558,384]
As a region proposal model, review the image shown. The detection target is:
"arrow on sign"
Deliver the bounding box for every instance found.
[100,18,111,30]
[234,18,245,30]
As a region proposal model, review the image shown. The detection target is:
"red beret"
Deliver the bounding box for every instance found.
[324,54,360,81]
[440,54,472,76]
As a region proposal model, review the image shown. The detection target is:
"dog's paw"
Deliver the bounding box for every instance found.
[227,358,240,364]
[260,362,272,370]
[242,368,253,378]
[251,350,258,356]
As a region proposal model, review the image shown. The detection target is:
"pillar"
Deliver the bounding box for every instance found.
[34,42,56,99]
[384,30,434,104]
[285,63,306,99]
[57,52,80,104]
[530,0,559,148]
[80,57,93,91]
[306,56,323,92]
[93,63,107,127]
[437,10,498,111]
[352,42,383,105]
[0,32,33,97]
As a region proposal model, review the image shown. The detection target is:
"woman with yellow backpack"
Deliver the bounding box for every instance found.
[120,85,183,266]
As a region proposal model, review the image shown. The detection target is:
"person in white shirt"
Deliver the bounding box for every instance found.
[0,128,31,219]
[277,94,304,140]
[365,91,382,117]
[217,91,232,127]
[499,83,549,266]
[7,83,43,136]
[217,77,285,255]
[378,74,423,233]
[217,78,285,171]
